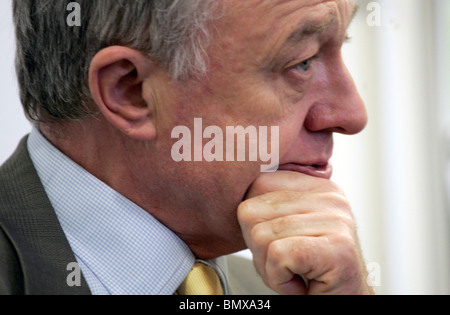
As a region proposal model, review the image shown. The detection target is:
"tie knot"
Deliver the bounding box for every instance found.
[177,262,224,295]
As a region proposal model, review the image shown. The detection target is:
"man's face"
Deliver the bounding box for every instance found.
[143,0,367,256]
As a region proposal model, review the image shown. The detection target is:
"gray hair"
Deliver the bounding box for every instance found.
[13,0,217,122]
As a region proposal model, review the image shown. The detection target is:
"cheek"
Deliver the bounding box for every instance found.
[200,68,287,125]
[278,120,303,157]
[274,99,312,157]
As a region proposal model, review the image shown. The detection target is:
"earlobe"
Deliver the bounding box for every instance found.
[89,46,157,141]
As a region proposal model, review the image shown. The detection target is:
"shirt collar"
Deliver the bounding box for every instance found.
[27,127,201,294]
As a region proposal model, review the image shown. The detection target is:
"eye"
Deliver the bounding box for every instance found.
[293,57,314,74]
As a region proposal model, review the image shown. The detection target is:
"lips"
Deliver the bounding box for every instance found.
[277,162,333,179]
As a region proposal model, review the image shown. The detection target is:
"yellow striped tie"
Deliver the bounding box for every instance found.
[177,262,224,295]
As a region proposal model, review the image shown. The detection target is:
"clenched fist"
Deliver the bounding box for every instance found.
[238,171,374,295]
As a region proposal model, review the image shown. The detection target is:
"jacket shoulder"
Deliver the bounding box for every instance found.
[0,226,24,295]
[0,136,91,295]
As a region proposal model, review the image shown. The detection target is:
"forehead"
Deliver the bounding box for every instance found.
[218,0,354,34]
[222,0,355,17]
[210,0,355,70]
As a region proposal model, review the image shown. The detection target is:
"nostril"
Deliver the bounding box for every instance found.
[332,126,347,134]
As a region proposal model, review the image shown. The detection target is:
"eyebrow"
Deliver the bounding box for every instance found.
[285,16,336,46]
[284,4,360,46]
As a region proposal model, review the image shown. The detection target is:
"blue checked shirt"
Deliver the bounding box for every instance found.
[27,127,229,295]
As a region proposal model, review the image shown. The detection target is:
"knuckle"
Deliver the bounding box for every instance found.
[320,191,353,215]
[334,232,356,247]
[271,215,292,236]
[334,212,356,232]
[250,223,269,247]
[266,239,285,263]
[331,232,359,259]
[237,200,255,225]
[329,192,351,209]
[328,181,346,194]
[247,173,275,196]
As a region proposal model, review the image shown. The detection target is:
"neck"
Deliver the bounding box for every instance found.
[39,117,246,259]
[39,117,148,209]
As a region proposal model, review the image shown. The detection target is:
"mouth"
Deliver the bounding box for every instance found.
[277,162,333,180]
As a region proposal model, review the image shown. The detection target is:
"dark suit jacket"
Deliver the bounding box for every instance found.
[0,137,275,295]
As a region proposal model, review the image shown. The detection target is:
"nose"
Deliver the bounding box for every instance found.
[304,56,368,135]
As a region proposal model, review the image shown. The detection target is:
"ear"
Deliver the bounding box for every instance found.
[89,46,156,141]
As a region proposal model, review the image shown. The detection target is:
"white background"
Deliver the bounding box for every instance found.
[0,0,30,161]
[1,0,449,294]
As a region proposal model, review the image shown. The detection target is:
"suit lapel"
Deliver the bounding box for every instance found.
[0,136,91,295]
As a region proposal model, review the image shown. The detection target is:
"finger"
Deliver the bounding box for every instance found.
[238,189,350,227]
[264,236,333,295]
[249,212,353,249]
[243,213,329,280]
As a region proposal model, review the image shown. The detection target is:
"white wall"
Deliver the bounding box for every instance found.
[244,0,449,295]
[0,1,31,163]
[334,0,450,294]
[1,0,448,295]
